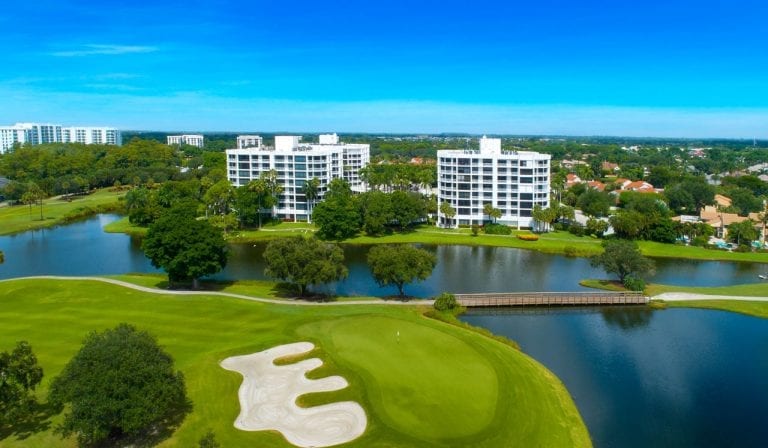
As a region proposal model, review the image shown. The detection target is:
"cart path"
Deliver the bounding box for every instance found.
[0,276,433,306]
[653,292,768,302]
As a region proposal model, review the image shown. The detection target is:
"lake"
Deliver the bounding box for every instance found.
[1,215,766,298]
[462,307,768,447]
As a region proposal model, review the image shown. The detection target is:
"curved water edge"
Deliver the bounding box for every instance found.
[461,306,768,448]
[1,214,767,297]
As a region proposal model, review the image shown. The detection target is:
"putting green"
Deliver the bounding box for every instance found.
[0,278,591,447]
[299,315,498,440]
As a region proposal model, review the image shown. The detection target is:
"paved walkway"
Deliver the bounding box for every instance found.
[0,275,433,306]
[653,292,768,302]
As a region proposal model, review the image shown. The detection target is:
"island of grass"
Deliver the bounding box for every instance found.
[0,277,591,447]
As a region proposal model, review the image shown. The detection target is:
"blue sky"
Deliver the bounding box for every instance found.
[2,0,767,137]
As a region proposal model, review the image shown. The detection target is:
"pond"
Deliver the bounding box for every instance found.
[1,215,766,298]
[461,307,768,447]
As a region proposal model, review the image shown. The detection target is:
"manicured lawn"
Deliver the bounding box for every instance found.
[665,300,768,319]
[0,278,591,447]
[104,217,768,263]
[0,188,125,236]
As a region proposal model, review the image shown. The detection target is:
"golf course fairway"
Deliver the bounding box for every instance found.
[0,278,591,447]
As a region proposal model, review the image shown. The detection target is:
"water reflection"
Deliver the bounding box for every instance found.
[461,308,768,448]
[600,306,654,330]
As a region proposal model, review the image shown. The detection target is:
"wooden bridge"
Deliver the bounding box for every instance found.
[455,291,648,308]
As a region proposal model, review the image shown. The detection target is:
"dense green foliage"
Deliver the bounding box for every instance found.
[483,223,512,235]
[367,244,437,297]
[433,292,458,311]
[0,341,43,426]
[142,210,228,286]
[48,324,188,446]
[312,179,362,239]
[590,239,655,283]
[263,236,348,296]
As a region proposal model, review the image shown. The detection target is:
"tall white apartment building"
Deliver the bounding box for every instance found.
[62,127,122,145]
[226,134,370,222]
[167,134,204,148]
[437,136,550,228]
[0,122,121,153]
[236,135,263,149]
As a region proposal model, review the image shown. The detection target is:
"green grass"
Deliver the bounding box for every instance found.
[0,188,125,236]
[578,279,628,291]
[102,217,768,263]
[645,282,768,298]
[665,300,768,319]
[0,278,591,447]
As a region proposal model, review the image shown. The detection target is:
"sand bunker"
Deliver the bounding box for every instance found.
[220,342,367,447]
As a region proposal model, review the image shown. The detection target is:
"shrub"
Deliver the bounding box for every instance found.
[622,276,646,292]
[569,222,585,236]
[516,233,539,241]
[483,223,512,235]
[433,292,458,311]
[471,224,480,236]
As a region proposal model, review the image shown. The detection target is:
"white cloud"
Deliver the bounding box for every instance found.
[51,44,158,57]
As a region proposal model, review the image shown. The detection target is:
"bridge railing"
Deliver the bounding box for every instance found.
[455,291,648,307]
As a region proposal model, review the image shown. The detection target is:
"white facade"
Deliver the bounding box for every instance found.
[0,122,121,153]
[226,135,370,222]
[62,127,122,145]
[237,135,263,149]
[437,137,551,228]
[167,134,204,148]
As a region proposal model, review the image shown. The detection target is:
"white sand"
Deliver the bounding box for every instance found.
[220,342,367,447]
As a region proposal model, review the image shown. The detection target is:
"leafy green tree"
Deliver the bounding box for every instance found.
[125,186,162,225]
[665,177,715,214]
[439,201,456,227]
[648,218,678,243]
[203,179,235,217]
[390,190,426,229]
[142,210,228,288]
[609,210,645,239]
[359,190,393,235]
[48,324,188,447]
[585,218,609,237]
[727,220,758,246]
[234,179,272,227]
[263,236,348,297]
[367,244,437,298]
[590,239,655,283]
[22,182,45,221]
[577,189,611,217]
[725,187,762,216]
[0,341,43,426]
[312,179,361,240]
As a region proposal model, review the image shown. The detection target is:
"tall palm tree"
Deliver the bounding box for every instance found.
[303,177,321,223]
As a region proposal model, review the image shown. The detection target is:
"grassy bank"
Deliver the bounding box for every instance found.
[0,188,125,236]
[102,217,768,263]
[645,282,768,298]
[665,300,768,319]
[0,278,591,447]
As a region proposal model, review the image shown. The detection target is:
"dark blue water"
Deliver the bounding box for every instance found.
[1,215,766,297]
[462,307,768,448]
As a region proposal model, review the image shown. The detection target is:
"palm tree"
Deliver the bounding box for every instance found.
[303,177,321,223]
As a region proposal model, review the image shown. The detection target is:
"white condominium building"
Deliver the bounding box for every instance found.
[437,136,550,228]
[236,135,263,149]
[167,134,204,148]
[0,122,121,153]
[226,134,370,222]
